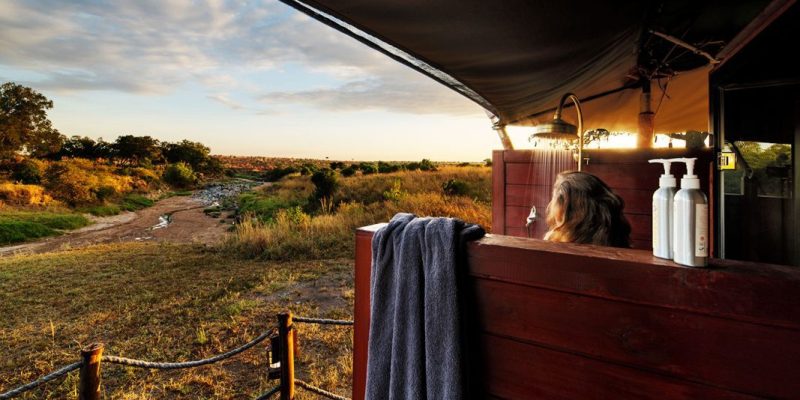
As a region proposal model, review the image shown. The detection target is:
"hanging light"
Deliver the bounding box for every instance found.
[530,92,585,171]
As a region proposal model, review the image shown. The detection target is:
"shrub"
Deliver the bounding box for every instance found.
[419,158,437,171]
[382,180,405,201]
[95,185,117,201]
[44,158,134,205]
[404,162,421,171]
[359,162,378,175]
[299,163,319,176]
[442,179,470,196]
[162,162,197,188]
[483,158,493,167]
[377,161,395,174]
[340,166,356,177]
[262,167,298,182]
[311,168,338,200]
[11,159,43,184]
[329,161,345,170]
[0,183,54,206]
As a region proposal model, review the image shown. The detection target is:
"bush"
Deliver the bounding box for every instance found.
[419,158,437,171]
[382,180,405,201]
[44,158,134,205]
[11,159,43,184]
[311,168,338,200]
[442,179,470,196]
[262,167,298,182]
[95,185,117,201]
[483,158,493,167]
[340,166,356,177]
[162,162,197,188]
[359,162,378,175]
[405,162,421,171]
[0,183,54,206]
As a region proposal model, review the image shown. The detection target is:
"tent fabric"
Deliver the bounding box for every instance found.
[281,0,770,132]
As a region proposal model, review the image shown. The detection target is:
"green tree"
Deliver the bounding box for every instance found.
[0,82,63,159]
[162,162,197,188]
[162,140,210,170]
[311,168,339,200]
[112,135,161,166]
[61,136,112,159]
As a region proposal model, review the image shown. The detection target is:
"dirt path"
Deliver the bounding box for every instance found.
[0,195,234,256]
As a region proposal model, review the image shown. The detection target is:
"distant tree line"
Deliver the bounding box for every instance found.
[1,82,221,174]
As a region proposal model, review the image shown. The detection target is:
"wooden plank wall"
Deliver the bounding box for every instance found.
[353,227,800,400]
[494,148,713,251]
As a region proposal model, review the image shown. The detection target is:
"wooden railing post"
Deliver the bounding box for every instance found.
[79,343,104,400]
[278,312,295,400]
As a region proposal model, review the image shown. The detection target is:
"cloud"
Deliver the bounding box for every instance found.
[261,78,480,115]
[207,93,244,110]
[0,0,482,116]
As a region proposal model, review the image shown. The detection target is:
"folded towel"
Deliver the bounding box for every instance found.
[366,213,485,400]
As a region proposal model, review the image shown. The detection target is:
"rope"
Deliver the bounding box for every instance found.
[0,362,82,399]
[293,317,353,326]
[295,379,350,400]
[253,385,281,400]
[102,329,273,370]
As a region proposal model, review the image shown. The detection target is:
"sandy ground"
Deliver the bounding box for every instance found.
[0,195,234,256]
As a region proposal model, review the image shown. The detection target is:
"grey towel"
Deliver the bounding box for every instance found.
[366,213,485,400]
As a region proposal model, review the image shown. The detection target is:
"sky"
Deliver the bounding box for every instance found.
[0,0,501,161]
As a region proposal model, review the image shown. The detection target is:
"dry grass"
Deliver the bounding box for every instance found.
[335,165,491,205]
[0,242,354,399]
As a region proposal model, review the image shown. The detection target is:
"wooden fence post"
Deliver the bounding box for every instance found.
[79,343,104,400]
[278,312,295,400]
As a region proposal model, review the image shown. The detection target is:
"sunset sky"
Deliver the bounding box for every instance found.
[0,0,503,161]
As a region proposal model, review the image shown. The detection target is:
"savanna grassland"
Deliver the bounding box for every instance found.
[1,160,492,399]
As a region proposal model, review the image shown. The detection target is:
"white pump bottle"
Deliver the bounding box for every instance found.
[648,159,677,259]
[672,157,708,267]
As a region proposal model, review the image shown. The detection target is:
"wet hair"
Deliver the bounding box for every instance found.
[544,171,631,248]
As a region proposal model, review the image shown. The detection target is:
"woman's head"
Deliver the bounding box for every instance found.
[544,171,631,248]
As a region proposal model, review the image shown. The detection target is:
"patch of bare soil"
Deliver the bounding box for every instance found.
[0,195,234,256]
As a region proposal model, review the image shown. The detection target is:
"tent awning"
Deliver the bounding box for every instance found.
[280,0,772,132]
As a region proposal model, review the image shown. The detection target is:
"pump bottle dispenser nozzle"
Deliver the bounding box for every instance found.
[674,157,700,189]
[648,159,677,188]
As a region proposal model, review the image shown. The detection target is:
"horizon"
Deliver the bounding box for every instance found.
[0,0,501,162]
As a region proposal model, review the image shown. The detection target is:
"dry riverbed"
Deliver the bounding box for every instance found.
[0,182,265,256]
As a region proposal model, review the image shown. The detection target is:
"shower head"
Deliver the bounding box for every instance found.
[530,92,585,171]
[530,117,578,140]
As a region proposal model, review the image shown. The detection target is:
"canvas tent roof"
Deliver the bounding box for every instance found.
[279,0,773,133]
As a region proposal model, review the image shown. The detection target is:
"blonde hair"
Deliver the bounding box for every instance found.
[544,171,631,248]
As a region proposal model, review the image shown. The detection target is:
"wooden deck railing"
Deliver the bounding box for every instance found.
[353,226,800,399]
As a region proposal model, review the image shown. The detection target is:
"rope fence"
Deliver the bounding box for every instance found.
[101,329,273,370]
[0,312,352,400]
[0,362,82,400]
[295,379,350,400]
[293,317,354,326]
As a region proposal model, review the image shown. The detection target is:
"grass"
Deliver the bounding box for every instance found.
[82,194,156,217]
[226,166,492,260]
[0,242,354,399]
[0,211,90,245]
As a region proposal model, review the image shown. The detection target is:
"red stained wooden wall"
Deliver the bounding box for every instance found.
[493,148,714,251]
[353,227,800,399]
